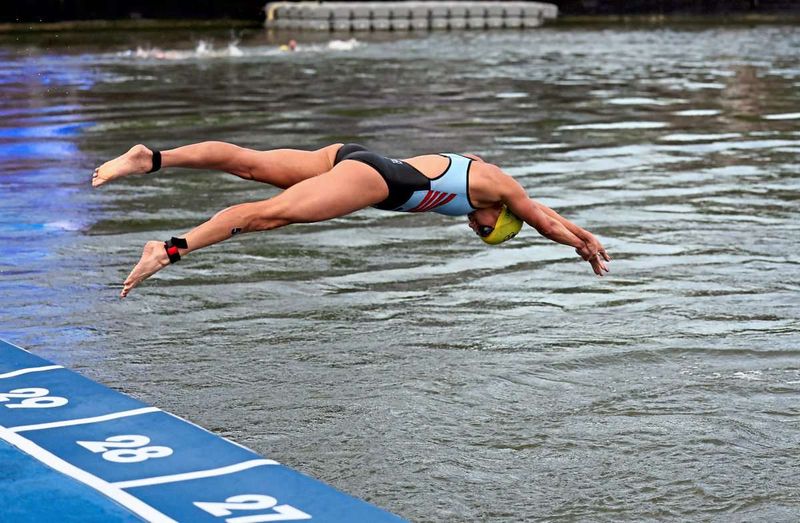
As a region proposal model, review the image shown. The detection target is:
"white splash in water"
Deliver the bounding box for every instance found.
[327,39,360,51]
[227,42,244,57]
[121,39,254,60]
[195,40,213,56]
[116,38,361,61]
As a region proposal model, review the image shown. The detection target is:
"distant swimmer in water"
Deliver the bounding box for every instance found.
[279,39,297,52]
[93,142,611,297]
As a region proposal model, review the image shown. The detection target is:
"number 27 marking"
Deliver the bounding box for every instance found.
[194,494,311,522]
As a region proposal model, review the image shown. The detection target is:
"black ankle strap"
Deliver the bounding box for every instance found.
[164,237,188,264]
[147,149,161,173]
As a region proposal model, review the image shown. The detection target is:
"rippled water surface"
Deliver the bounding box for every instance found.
[1,25,799,521]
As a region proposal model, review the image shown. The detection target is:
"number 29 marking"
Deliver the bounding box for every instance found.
[0,388,68,409]
[194,494,311,522]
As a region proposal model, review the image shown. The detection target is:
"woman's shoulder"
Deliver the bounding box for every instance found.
[468,159,522,203]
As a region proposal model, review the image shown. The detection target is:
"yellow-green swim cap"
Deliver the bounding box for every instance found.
[481,205,523,245]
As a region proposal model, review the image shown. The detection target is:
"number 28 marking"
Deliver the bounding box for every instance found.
[194,494,311,522]
[0,388,68,409]
[77,435,173,463]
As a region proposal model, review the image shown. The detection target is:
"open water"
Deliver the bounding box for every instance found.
[1,25,799,521]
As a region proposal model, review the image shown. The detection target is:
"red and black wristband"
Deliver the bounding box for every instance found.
[164,237,188,264]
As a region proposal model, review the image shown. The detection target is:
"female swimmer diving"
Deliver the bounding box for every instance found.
[92,142,611,297]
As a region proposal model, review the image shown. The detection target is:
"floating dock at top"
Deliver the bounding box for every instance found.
[0,338,405,522]
[264,1,558,31]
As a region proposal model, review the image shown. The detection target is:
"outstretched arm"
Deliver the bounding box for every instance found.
[503,183,610,276]
[534,201,610,262]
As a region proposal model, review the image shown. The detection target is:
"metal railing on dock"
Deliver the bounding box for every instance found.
[264,1,558,31]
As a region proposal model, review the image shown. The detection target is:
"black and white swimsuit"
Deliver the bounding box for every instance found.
[334,143,477,216]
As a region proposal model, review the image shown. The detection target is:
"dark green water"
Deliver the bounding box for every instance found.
[1,26,799,521]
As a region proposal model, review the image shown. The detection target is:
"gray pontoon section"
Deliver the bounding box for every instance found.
[264,1,558,31]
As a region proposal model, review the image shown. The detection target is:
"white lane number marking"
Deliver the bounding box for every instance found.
[0,387,68,409]
[77,434,174,463]
[194,494,312,522]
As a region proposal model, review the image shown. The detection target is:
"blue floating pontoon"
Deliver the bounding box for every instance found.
[0,339,405,523]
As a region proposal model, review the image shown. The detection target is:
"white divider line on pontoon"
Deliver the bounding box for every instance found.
[112,458,280,489]
[0,425,177,523]
[10,406,161,433]
[0,365,63,379]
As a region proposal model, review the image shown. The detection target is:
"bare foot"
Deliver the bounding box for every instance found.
[93,144,154,188]
[121,241,170,298]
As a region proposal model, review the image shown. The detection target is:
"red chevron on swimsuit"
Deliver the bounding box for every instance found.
[409,190,457,213]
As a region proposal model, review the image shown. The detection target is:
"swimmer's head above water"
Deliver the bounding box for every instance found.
[279,39,298,52]
[468,204,523,245]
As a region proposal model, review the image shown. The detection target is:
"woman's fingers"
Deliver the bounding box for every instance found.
[589,254,609,276]
[578,243,611,275]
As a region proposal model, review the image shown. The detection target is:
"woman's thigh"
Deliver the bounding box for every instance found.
[266,159,389,223]
[242,144,343,188]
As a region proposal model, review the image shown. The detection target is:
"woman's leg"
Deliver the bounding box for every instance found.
[92,142,342,188]
[119,159,388,297]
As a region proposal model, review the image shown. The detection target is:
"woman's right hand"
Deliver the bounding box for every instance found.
[579,234,610,259]
[576,235,611,276]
